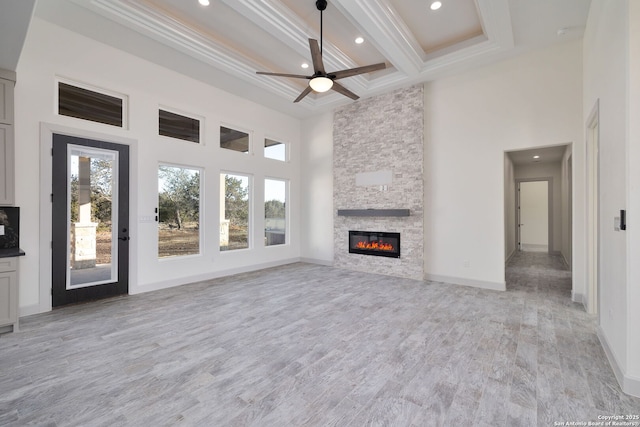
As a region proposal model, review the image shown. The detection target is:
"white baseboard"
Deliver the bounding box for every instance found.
[424,273,505,291]
[571,291,584,304]
[521,244,548,252]
[299,257,333,266]
[130,258,301,295]
[505,249,516,265]
[561,252,571,268]
[19,303,49,318]
[597,326,640,398]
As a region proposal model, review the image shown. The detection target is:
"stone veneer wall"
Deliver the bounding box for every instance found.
[333,85,424,279]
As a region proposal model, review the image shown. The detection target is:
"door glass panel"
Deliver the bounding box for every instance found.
[68,145,118,289]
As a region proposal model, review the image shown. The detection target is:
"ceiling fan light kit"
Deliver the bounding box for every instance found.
[256,0,386,103]
[309,76,333,92]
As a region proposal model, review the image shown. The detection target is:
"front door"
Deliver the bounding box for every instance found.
[52,134,129,307]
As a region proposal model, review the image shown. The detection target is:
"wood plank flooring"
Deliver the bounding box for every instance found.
[1,252,639,426]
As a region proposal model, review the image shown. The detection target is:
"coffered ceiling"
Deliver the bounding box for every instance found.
[28,0,591,118]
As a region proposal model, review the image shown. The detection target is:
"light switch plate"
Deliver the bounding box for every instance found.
[0,225,4,236]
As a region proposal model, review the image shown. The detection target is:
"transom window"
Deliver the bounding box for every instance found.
[264,138,287,161]
[58,81,126,128]
[159,109,201,143]
[220,126,249,153]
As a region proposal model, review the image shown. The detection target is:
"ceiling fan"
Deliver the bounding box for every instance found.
[256,0,387,103]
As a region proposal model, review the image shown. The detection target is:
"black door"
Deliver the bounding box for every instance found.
[52,134,129,307]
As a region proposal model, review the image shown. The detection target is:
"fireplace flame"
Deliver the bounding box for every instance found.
[355,241,395,251]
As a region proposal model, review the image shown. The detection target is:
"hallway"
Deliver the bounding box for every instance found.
[505,251,639,423]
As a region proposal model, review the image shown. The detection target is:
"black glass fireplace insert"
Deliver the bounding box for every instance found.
[349,230,400,258]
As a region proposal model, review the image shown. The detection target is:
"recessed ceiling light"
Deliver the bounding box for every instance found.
[198,0,210,6]
[355,37,364,44]
[430,1,442,10]
[533,155,540,159]
[301,63,309,69]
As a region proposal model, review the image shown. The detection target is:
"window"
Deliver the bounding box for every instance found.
[264,138,287,161]
[220,126,249,153]
[58,81,125,127]
[159,109,200,143]
[265,179,286,246]
[220,173,250,251]
[158,165,201,258]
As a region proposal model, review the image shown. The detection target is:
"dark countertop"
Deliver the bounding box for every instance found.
[0,248,25,258]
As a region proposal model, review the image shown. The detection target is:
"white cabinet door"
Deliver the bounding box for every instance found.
[0,271,17,328]
[0,78,14,125]
[0,124,14,205]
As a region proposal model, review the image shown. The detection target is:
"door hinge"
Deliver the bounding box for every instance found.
[51,148,53,156]
[50,193,53,203]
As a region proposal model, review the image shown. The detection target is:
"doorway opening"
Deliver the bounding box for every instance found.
[504,145,573,294]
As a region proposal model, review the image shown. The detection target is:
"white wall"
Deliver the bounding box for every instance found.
[300,112,334,264]
[583,0,628,382]
[504,154,516,261]
[514,162,562,252]
[424,40,583,290]
[584,0,640,396]
[627,0,640,389]
[15,18,302,315]
[560,146,573,267]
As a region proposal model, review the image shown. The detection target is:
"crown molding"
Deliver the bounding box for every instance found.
[63,0,514,111]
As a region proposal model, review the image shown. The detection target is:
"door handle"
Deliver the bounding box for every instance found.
[118,236,130,241]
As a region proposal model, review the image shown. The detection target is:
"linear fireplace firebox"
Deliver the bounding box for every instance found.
[349,230,400,258]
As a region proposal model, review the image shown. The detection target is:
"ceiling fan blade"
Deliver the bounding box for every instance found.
[256,71,311,79]
[309,39,326,74]
[331,81,359,100]
[294,86,313,103]
[330,63,387,80]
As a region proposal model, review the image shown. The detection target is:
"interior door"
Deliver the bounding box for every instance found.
[52,134,129,307]
[518,181,549,252]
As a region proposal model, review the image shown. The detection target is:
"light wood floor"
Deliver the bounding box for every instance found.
[1,253,639,426]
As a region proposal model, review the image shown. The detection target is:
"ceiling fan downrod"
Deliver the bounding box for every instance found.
[316,0,327,55]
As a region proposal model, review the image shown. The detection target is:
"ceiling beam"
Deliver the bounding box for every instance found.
[333,0,423,76]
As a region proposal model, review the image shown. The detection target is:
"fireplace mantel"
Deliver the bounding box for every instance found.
[337,209,410,217]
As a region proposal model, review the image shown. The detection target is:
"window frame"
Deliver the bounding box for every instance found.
[219,171,253,252]
[219,123,252,155]
[264,136,289,162]
[157,162,204,260]
[264,177,289,247]
[158,105,204,144]
[56,77,129,129]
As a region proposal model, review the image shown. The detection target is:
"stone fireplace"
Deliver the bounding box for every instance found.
[333,85,424,280]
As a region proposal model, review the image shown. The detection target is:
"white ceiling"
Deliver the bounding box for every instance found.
[507,145,568,166]
[19,0,592,118]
